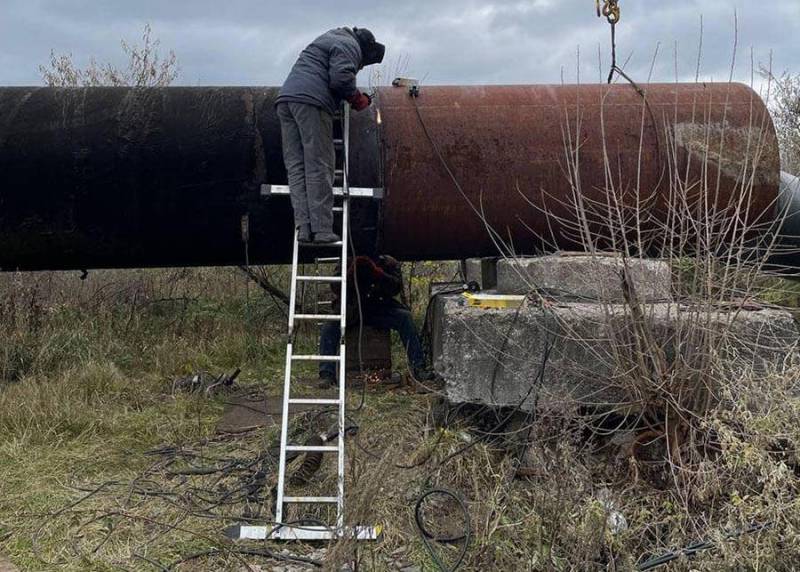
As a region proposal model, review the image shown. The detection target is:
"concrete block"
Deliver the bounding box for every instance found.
[432,294,798,411]
[496,254,672,302]
[464,258,498,290]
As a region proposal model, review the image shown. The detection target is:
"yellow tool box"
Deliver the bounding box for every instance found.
[462,292,525,309]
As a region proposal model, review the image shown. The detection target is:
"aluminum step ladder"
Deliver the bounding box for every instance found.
[229,103,381,542]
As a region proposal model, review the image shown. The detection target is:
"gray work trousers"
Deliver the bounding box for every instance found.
[276,102,335,234]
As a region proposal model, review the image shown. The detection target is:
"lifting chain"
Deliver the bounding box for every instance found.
[596,0,621,24]
[594,0,665,188]
[596,0,630,86]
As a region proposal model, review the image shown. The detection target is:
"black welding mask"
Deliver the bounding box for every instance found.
[353,27,385,67]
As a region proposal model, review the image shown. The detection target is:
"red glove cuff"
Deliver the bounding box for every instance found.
[347,91,371,112]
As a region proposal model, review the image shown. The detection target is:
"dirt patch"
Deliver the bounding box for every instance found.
[216,390,326,433]
[0,556,19,572]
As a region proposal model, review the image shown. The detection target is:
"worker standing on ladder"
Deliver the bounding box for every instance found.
[276,27,385,244]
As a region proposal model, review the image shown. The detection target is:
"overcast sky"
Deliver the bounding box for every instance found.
[1,1,797,91]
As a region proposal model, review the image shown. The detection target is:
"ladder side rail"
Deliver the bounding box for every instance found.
[287,228,301,336]
[275,228,301,527]
[336,103,351,532]
[274,342,294,526]
[337,340,346,530]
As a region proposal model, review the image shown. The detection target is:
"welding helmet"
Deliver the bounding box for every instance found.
[353,27,385,66]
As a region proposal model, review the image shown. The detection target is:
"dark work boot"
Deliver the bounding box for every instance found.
[313,231,341,244]
[413,368,437,382]
[317,372,336,389]
[297,224,312,243]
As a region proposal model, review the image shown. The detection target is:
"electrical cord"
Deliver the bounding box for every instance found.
[433,333,552,470]
[346,193,369,413]
[419,278,475,370]
[636,523,772,571]
[414,489,471,572]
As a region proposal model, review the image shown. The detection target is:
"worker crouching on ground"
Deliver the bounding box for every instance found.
[319,255,435,387]
[276,27,385,244]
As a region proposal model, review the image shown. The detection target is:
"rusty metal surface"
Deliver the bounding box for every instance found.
[376,83,780,260]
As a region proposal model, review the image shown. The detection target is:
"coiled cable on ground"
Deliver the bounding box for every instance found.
[414,488,471,572]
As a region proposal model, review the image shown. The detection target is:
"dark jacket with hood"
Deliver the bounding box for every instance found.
[328,256,405,321]
[276,27,362,115]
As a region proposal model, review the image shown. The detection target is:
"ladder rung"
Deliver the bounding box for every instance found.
[284,496,338,504]
[263,184,383,199]
[286,445,338,453]
[291,354,341,361]
[297,275,344,282]
[299,241,344,247]
[315,257,340,263]
[332,207,343,212]
[334,138,344,145]
[334,169,344,177]
[229,524,381,541]
[289,398,341,405]
[293,314,340,321]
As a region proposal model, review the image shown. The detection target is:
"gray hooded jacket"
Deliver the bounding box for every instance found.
[276,28,362,115]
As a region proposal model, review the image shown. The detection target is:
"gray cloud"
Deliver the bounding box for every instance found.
[0,0,797,90]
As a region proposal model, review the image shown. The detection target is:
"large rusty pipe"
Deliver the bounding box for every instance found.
[0,83,780,271]
[378,83,780,259]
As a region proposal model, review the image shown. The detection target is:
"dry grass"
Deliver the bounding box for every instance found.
[0,261,799,570]
[431,50,800,570]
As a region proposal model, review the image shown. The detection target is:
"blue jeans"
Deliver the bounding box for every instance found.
[319,303,426,378]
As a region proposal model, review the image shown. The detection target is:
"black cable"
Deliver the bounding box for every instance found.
[433,336,552,469]
[414,489,471,572]
[488,299,528,400]
[636,523,772,571]
[351,419,447,470]
[133,552,170,571]
[350,298,550,472]
[346,197,369,412]
[419,280,472,369]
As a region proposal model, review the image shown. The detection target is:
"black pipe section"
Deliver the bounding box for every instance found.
[778,171,800,237]
[0,87,381,270]
[768,171,800,273]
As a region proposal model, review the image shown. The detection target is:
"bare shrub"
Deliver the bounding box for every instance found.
[39,23,178,87]
[465,63,800,569]
[763,69,800,174]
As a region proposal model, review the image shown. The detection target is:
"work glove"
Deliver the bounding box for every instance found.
[347,90,371,112]
[354,256,384,280]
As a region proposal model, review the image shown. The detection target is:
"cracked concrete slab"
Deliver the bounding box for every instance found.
[496,254,672,302]
[433,293,798,411]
